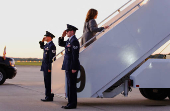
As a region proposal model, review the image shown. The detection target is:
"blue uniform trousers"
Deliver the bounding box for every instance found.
[43,71,51,97]
[65,70,78,107]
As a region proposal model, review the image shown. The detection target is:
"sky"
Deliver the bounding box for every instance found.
[0,0,169,58]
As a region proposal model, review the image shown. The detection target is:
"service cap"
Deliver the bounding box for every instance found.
[66,24,78,31]
[44,31,55,38]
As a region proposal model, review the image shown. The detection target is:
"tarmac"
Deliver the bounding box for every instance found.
[1,65,170,111]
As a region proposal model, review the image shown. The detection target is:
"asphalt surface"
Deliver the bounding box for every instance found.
[1,65,170,111]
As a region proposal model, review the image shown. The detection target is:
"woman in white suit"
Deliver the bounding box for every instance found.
[81,8,109,47]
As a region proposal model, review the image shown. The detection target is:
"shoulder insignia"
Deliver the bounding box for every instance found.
[73,46,78,49]
[52,50,56,53]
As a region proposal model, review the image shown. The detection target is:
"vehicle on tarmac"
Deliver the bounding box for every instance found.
[0,47,17,85]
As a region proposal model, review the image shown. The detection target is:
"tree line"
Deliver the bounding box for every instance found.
[14,58,42,62]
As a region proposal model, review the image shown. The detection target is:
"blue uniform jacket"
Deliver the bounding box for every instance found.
[58,35,80,70]
[39,41,56,73]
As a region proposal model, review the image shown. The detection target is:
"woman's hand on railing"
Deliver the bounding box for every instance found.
[104,26,109,29]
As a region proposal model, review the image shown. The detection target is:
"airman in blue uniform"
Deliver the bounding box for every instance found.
[39,31,56,102]
[59,24,80,109]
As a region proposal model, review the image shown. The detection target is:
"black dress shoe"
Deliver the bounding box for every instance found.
[61,106,67,108]
[61,103,70,108]
[63,106,76,109]
[41,97,53,102]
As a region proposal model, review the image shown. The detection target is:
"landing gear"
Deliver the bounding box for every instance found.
[139,88,168,100]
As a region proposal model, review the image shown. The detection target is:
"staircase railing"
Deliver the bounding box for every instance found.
[53,0,145,60]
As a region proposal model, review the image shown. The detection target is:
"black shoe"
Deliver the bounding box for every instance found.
[41,97,53,102]
[61,106,67,108]
[63,106,76,109]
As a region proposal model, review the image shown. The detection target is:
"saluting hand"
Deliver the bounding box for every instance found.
[62,30,67,37]
[42,37,46,42]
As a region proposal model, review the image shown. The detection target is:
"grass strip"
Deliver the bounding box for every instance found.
[15,62,42,66]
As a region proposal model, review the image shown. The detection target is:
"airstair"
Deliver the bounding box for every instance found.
[52,0,170,98]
